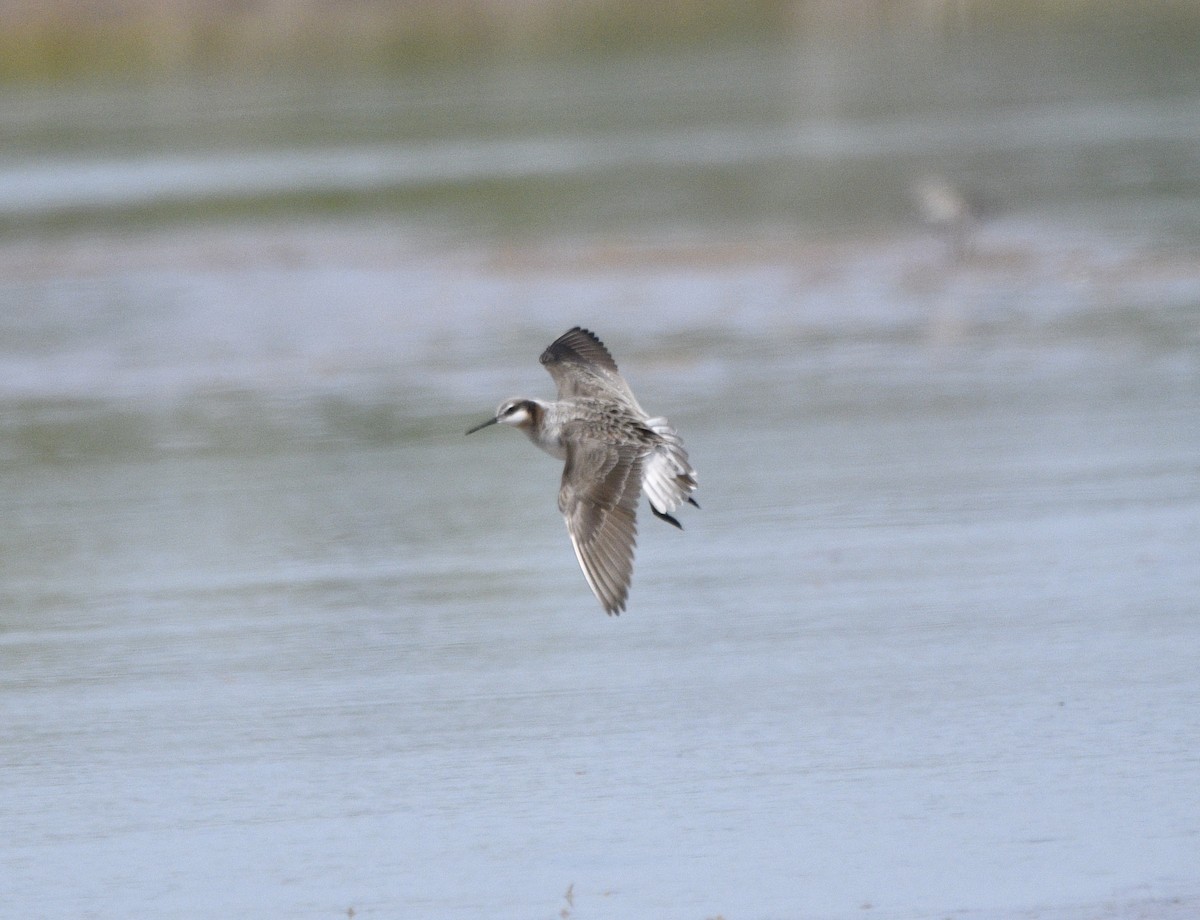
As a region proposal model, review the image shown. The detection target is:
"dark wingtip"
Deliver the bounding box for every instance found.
[603,593,626,616]
[540,327,617,372]
[651,506,684,530]
[687,496,701,509]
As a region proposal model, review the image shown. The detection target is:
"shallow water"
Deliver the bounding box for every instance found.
[2,29,1200,920]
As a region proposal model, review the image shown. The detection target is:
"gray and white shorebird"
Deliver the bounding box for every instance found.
[466,327,698,615]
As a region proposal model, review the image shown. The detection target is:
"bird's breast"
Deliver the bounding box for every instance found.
[523,424,567,460]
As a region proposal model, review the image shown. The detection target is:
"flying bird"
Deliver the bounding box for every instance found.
[466,327,698,614]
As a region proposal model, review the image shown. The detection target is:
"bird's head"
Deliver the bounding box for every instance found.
[465,398,540,434]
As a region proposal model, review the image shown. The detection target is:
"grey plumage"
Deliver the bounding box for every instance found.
[466,327,698,615]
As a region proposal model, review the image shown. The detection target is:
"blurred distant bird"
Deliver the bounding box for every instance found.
[466,327,698,615]
[912,175,982,258]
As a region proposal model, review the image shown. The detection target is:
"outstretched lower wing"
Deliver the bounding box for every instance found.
[558,438,643,615]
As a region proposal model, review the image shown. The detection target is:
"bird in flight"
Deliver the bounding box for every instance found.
[466,327,698,614]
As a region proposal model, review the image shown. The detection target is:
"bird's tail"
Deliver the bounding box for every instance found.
[642,417,698,516]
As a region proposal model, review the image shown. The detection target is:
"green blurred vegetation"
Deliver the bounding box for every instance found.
[0,0,794,81]
[2,0,1198,82]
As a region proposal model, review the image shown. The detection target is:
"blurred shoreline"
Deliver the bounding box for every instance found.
[2,0,1199,81]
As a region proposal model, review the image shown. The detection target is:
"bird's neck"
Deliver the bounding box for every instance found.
[521,400,567,460]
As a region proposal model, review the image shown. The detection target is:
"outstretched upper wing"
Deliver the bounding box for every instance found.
[558,437,643,615]
[540,327,637,402]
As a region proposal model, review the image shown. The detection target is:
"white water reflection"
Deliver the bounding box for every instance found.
[3,98,1198,217]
